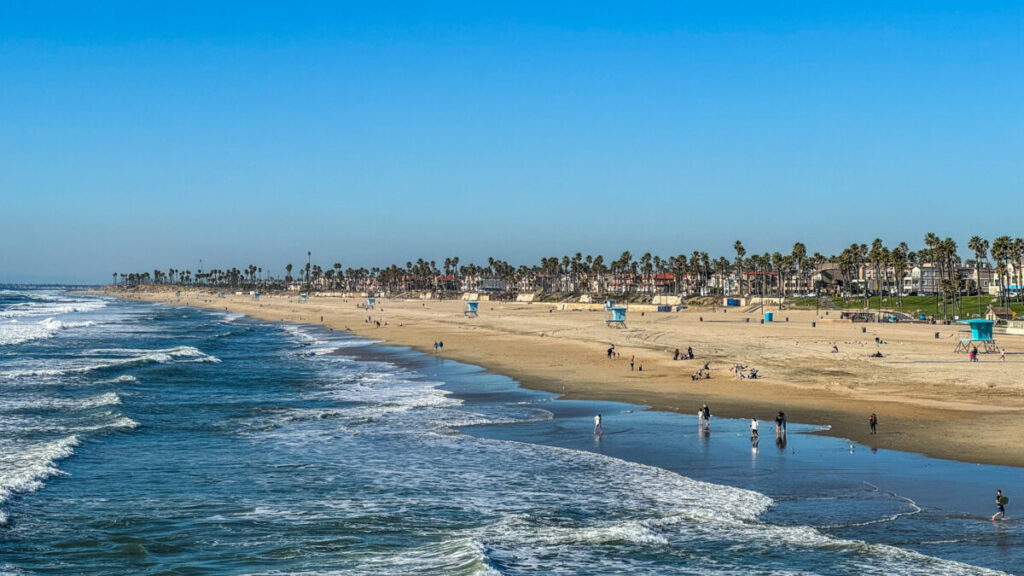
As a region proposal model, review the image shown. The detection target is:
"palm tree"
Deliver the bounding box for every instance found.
[968,236,989,315]
[285,263,293,283]
[733,241,746,297]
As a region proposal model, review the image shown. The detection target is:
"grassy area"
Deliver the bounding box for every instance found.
[791,295,1024,318]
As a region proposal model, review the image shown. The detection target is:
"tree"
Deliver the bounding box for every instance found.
[968,236,989,315]
[733,241,746,297]
[285,263,293,283]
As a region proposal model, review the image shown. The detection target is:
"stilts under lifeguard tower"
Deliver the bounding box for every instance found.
[606,306,627,328]
[366,297,375,309]
[954,318,998,353]
[465,301,479,317]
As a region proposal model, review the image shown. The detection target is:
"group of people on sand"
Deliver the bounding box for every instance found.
[730,364,759,379]
[691,362,712,381]
[432,340,444,353]
[673,347,694,361]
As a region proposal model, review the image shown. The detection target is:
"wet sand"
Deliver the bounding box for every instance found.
[107,287,1024,467]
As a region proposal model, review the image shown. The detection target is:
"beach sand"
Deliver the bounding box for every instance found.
[108,287,1024,467]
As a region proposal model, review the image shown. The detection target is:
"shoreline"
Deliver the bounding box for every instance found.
[100,286,1024,468]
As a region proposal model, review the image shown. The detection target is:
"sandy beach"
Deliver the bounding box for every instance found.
[109,287,1024,467]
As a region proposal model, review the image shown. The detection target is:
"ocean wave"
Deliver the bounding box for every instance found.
[0,318,98,346]
[0,392,122,412]
[1,346,219,380]
[0,435,79,517]
[0,299,107,319]
[281,324,380,355]
[97,375,138,385]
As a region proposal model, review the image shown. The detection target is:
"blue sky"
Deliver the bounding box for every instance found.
[1,2,1021,283]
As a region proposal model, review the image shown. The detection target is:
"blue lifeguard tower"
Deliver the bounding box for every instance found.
[253,292,260,300]
[606,306,627,328]
[955,318,997,353]
[465,301,479,317]
[300,293,308,303]
[366,297,375,309]
[218,291,225,298]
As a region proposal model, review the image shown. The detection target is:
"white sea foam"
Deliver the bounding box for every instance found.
[248,351,1009,576]
[0,435,79,512]
[1,346,219,380]
[0,299,107,319]
[98,375,138,384]
[281,324,380,355]
[0,392,122,411]
[0,318,98,346]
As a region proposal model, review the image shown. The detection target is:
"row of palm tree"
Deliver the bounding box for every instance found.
[114,234,1024,316]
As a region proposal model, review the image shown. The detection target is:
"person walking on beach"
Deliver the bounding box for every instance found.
[594,413,603,436]
[750,418,759,440]
[630,356,635,371]
[702,404,711,430]
[869,413,878,435]
[775,411,786,437]
[1000,348,1006,361]
[993,489,1008,521]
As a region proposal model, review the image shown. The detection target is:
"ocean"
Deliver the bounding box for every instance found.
[0,287,1020,575]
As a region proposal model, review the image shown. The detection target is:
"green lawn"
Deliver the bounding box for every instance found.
[791,295,1024,318]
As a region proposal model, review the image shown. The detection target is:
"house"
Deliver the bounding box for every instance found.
[986,305,1015,322]
[903,264,942,295]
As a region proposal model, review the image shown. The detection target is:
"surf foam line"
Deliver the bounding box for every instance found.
[1,346,220,380]
[0,436,80,525]
[0,318,98,347]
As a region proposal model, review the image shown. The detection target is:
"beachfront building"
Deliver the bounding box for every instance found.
[903,264,942,295]
[964,266,998,295]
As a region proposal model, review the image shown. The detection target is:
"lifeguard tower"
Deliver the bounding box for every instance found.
[366,297,375,310]
[300,293,308,303]
[253,292,260,300]
[606,306,627,328]
[954,319,998,353]
[465,301,479,317]
[218,291,225,298]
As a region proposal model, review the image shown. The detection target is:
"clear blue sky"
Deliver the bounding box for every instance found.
[1,2,1021,283]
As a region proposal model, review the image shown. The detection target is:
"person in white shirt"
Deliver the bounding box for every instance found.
[750,418,759,439]
[594,413,603,435]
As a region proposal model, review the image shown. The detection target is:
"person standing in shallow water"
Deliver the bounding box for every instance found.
[869,413,878,435]
[593,413,603,436]
[993,489,1008,521]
